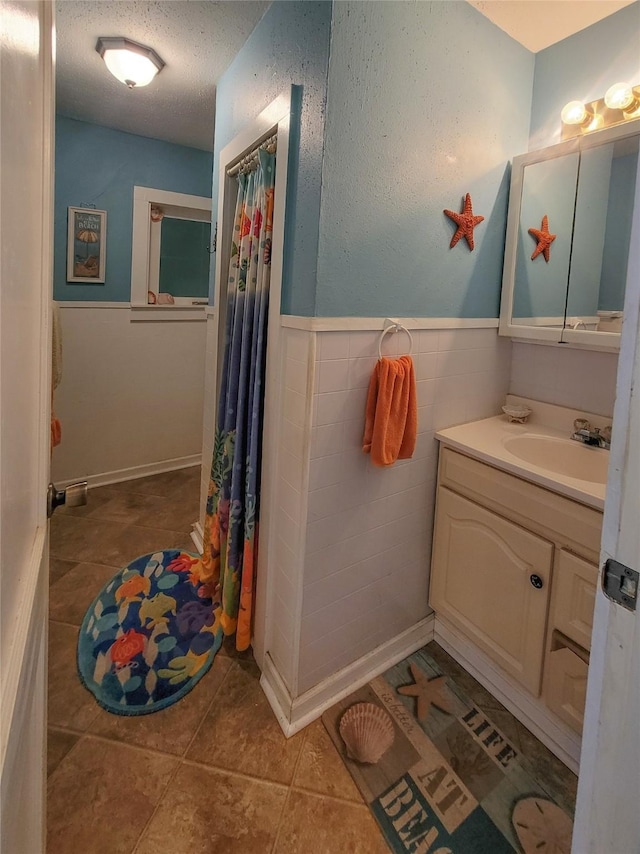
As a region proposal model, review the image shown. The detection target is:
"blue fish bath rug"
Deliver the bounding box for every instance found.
[78,550,222,715]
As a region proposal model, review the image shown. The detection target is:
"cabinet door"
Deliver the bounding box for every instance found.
[544,645,589,734]
[430,487,553,695]
[552,550,597,652]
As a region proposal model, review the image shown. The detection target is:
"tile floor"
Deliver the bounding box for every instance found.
[47,467,388,854]
[47,466,576,853]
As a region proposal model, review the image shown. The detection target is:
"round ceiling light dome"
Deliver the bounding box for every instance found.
[96,37,165,89]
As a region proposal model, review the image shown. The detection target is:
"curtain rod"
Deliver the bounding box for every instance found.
[227,133,277,177]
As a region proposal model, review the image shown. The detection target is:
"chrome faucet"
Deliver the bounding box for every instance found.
[571,419,611,449]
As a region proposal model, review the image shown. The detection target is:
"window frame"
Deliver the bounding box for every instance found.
[130,185,212,321]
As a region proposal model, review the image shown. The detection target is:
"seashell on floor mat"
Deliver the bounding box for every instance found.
[339,702,395,765]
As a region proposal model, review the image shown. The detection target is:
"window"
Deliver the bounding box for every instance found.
[131,186,212,318]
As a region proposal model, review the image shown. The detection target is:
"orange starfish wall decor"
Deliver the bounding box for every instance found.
[444,193,485,251]
[529,215,557,263]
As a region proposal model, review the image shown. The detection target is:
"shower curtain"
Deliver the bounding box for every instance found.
[201,148,275,652]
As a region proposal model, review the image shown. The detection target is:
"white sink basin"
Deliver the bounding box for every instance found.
[503,434,609,484]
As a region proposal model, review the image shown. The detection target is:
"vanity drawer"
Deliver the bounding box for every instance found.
[552,550,598,652]
[438,447,602,559]
[544,641,589,735]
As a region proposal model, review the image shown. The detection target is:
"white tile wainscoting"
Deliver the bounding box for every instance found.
[510,341,619,417]
[258,319,512,731]
[52,305,206,488]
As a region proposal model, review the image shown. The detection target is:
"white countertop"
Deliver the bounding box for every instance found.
[436,414,608,511]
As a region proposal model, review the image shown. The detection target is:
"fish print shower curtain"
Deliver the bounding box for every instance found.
[201,148,275,652]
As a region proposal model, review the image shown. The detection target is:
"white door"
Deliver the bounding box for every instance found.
[572,153,640,850]
[0,2,55,851]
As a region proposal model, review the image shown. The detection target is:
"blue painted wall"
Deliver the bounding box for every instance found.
[211,1,332,315]
[530,2,640,150]
[211,0,638,318]
[314,1,534,317]
[54,116,213,301]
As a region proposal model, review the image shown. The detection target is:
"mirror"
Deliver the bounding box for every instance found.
[500,121,640,350]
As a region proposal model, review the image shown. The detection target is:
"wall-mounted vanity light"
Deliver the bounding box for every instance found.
[96,37,165,89]
[561,82,640,139]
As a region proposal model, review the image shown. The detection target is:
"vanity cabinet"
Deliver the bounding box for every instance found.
[542,550,597,733]
[430,447,602,737]
[430,487,552,695]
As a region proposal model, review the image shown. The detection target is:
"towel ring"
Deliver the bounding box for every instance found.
[378,322,414,360]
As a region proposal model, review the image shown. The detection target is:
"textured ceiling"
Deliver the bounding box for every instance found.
[55,0,269,151]
[57,0,636,150]
[469,0,637,52]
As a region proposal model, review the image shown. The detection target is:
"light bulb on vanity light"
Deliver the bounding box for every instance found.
[604,82,640,115]
[560,100,593,127]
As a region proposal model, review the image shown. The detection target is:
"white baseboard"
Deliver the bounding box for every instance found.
[261,614,436,737]
[57,454,202,490]
[434,616,581,773]
[190,521,204,553]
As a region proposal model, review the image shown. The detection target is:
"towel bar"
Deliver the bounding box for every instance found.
[378,319,414,360]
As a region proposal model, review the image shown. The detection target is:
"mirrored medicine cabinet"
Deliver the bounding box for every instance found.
[499,121,639,352]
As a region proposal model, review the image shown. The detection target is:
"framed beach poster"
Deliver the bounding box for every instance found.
[67,207,107,283]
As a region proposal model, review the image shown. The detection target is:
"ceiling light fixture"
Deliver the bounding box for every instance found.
[96,37,165,89]
[561,82,640,138]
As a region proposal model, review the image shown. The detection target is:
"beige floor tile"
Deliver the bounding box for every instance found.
[186,660,304,785]
[47,736,178,854]
[47,728,80,777]
[49,562,118,625]
[294,721,363,802]
[145,493,201,534]
[61,486,199,535]
[215,633,256,661]
[109,467,200,498]
[274,789,389,854]
[50,514,187,566]
[89,654,232,756]
[48,621,101,731]
[62,487,166,523]
[136,762,287,854]
[50,557,79,584]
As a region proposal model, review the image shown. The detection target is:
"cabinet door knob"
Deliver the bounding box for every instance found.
[530,574,544,589]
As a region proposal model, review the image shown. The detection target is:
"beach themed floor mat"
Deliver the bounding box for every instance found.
[322,648,574,853]
[78,550,222,715]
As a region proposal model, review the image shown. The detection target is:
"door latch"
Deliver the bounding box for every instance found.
[603,559,638,612]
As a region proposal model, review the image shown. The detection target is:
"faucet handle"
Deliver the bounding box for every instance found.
[574,418,591,432]
[601,425,612,444]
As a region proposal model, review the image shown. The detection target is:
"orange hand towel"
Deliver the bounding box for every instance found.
[362,355,417,466]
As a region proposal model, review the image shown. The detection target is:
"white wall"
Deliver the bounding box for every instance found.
[268,327,315,691]
[509,342,619,417]
[258,322,512,699]
[199,312,218,530]
[51,306,206,485]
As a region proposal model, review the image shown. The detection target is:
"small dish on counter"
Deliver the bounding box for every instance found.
[502,403,532,423]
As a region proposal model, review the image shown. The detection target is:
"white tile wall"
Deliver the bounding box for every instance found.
[266,328,314,691]
[52,307,206,485]
[199,315,219,530]
[510,342,619,417]
[296,327,511,694]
